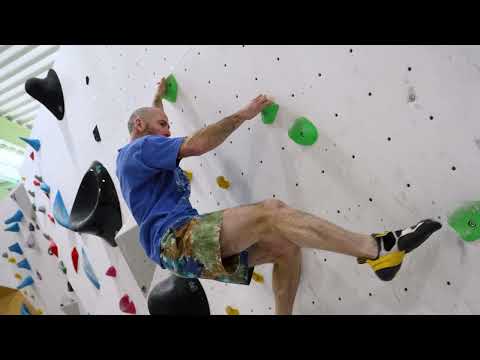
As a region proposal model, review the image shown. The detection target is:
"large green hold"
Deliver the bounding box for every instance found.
[288,117,318,146]
[162,74,178,103]
[261,103,279,124]
[448,201,480,242]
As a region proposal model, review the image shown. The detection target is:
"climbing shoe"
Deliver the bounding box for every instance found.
[357,219,442,281]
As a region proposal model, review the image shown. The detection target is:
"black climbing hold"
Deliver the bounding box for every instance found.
[67,281,74,292]
[148,275,210,315]
[86,76,90,85]
[93,125,101,142]
[69,161,122,247]
[25,69,65,120]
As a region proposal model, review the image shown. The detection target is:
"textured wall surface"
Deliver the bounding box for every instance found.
[1,45,479,314]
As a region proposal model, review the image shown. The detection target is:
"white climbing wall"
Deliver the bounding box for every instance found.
[2,45,480,315]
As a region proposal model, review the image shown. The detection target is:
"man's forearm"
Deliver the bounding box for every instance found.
[189,112,247,154]
[153,92,164,112]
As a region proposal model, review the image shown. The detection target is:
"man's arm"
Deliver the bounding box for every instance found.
[152,78,166,111]
[182,112,247,156]
[179,95,271,158]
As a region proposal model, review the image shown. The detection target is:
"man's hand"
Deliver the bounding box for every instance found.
[238,95,272,121]
[156,77,167,98]
[153,77,167,109]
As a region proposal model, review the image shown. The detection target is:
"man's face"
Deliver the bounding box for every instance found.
[143,109,171,137]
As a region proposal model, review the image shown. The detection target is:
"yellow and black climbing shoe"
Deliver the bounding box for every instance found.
[357,219,442,281]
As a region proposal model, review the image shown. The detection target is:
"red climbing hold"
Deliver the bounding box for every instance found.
[105,266,117,277]
[48,241,58,257]
[30,152,34,160]
[71,247,79,273]
[47,214,56,224]
[119,294,136,315]
[33,180,40,186]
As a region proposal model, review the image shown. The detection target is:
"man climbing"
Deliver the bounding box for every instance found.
[116,78,442,315]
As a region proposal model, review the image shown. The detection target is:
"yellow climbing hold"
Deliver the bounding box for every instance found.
[252,272,264,284]
[225,306,240,315]
[14,273,22,280]
[8,258,16,264]
[216,176,230,189]
[183,170,193,182]
[37,309,43,315]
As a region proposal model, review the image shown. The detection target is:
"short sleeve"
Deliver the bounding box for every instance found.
[141,135,186,171]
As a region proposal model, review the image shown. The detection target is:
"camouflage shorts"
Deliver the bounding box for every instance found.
[158,210,254,285]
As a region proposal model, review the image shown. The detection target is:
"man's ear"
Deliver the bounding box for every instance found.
[134,117,145,132]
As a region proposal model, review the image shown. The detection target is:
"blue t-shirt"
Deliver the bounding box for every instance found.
[116,135,199,264]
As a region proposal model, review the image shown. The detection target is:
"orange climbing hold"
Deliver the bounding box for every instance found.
[252,272,264,284]
[225,306,240,315]
[216,176,230,189]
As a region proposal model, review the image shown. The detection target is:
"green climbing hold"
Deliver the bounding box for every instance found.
[261,103,279,124]
[448,201,480,242]
[162,74,178,103]
[59,261,67,274]
[288,117,318,146]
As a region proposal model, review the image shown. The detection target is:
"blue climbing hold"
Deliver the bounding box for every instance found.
[8,243,23,255]
[82,248,100,290]
[5,209,24,224]
[17,276,34,290]
[53,191,71,229]
[5,223,20,232]
[17,259,31,270]
[40,182,50,195]
[19,137,41,152]
[20,304,31,315]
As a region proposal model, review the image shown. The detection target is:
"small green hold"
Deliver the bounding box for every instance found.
[162,74,178,103]
[261,103,279,124]
[59,261,67,275]
[448,201,480,242]
[288,117,318,146]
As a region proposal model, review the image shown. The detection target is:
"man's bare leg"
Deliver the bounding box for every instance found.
[221,199,378,259]
[272,249,301,315]
[247,239,302,315]
[220,199,441,315]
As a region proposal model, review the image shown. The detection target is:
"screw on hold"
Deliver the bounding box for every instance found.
[468,220,476,228]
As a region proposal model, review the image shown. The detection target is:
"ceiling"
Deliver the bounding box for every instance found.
[0,45,60,199]
[0,45,60,130]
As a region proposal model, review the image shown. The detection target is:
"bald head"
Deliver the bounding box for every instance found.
[128,107,156,134]
[128,106,171,139]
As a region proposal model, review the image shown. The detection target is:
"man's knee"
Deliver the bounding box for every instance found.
[274,240,301,263]
[260,199,287,213]
[256,199,288,234]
